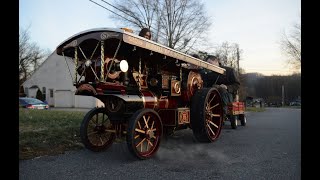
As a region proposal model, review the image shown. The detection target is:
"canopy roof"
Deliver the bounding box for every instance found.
[56,28,225,75]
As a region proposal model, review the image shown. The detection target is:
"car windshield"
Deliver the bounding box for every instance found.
[20,98,44,104]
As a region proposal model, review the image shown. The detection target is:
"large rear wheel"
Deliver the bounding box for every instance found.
[191,88,223,142]
[127,109,163,159]
[80,107,115,152]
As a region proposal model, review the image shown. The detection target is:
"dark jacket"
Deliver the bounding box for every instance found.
[200,65,240,94]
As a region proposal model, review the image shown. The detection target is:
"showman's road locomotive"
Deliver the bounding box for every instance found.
[56,28,226,159]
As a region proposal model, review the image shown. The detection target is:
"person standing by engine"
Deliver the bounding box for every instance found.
[201,55,240,114]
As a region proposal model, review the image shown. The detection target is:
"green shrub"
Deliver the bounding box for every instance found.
[36,89,43,101]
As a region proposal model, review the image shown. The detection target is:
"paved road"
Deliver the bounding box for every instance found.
[19,108,301,180]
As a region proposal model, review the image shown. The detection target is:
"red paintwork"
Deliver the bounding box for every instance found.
[139,91,179,126]
[227,102,245,115]
[158,110,176,126]
[96,82,126,95]
[75,84,97,95]
[140,91,178,110]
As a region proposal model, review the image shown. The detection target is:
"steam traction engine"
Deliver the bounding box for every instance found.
[56,28,226,159]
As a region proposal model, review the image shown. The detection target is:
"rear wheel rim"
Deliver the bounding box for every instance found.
[205,90,223,141]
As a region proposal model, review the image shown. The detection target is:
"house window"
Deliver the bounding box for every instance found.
[42,87,46,100]
[50,89,54,98]
[24,88,29,96]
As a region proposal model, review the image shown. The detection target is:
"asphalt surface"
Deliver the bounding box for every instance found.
[19,107,301,180]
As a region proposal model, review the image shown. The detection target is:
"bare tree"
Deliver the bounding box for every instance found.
[214,41,242,70]
[280,21,301,70]
[19,26,49,87]
[108,0,211,51]
[108,0,159,29]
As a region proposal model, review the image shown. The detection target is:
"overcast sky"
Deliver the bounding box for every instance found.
[19,0,300,75]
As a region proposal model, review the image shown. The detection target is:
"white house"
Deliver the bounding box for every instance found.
[22,51,104,108]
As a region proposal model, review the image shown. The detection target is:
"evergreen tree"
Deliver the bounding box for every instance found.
[36,89,43,101]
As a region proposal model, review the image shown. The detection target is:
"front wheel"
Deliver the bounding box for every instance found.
[80,107,115,152]
[127,109,163,159]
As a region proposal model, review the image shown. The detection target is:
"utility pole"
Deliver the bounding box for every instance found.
[236,44,240,76]
[282,85,285,106]
[236,44,240,102]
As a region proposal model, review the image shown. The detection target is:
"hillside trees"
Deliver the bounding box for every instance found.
[244,73,301,104]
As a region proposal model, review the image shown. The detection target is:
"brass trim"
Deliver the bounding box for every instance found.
[142,95,146,108]
[151,92,158,109]
[177,108,190,125]
[100,40,105,81]
[174,81,181,94]
[74,47,78,83]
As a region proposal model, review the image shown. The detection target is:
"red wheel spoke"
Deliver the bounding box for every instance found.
[95,114,98,124]
[88,120,96,128]
[143,115,150,128]
[147,139,153,147]
[208,94,216,105]
[211,114,220,117]
[135,128,145,134]
[136,138,146,148]
[209,103,219,110]
[151,121,155,130]
[99,137,104,145]
[206,123,215,136]
[87,131,97,136]
[208,120,219,128]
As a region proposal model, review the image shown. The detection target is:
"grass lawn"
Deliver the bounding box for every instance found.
[19,109,86,160]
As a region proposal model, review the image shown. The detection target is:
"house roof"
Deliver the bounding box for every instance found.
[29,85,39,89]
